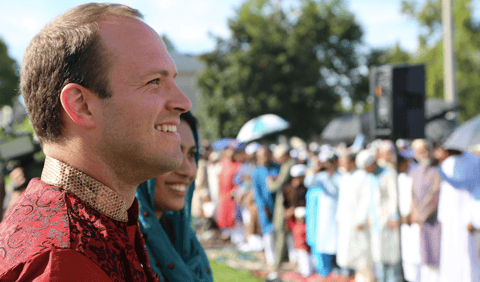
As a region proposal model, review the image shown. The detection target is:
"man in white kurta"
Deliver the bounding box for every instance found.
[367,160,401,282]
[438,153,480,282]
[336,153,370,273]
[397,156,421,282]
[351,150,378,282]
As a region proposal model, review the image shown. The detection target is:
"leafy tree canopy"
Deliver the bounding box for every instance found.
[196,0,366,141]
[0,38,19,107]
[402,0,480,121]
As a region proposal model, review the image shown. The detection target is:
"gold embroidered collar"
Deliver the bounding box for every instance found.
[41,156,128,222]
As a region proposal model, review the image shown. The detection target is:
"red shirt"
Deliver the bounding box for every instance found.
[292,222,309,251]
[0,157,158,281]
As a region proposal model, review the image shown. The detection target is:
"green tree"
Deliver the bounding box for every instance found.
[196,0,365,140]
[161,35,176,52]
[0,38,19,107]
[401,0,480,121]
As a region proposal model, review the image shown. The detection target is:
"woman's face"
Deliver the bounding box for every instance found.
[154,120,197,213]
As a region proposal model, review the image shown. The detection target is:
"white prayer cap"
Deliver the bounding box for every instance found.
[290,136,306,150]
[396,139,409,148]
[208,151,221,162]
[290,164,307,177]
[245,142,260,156]
[202,202,216,218]
[318,150,336,163]
[273,144,290,159]
[309,142,320,152]
[289,149,298,159]
[320,144,333,153]
[297,150,308,161]
[355,149,376,169]
[294,207,306,218]
[379,140,395,152]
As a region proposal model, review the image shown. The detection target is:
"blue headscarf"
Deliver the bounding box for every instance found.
[136,112,213,282]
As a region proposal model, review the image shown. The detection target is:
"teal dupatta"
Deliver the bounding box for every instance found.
[136,113,213,282]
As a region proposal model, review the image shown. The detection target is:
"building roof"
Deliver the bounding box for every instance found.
[169,52,204,73]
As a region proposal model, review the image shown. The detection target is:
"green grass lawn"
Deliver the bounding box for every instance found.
[209,259,263,282]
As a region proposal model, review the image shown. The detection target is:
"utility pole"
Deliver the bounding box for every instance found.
[442,0,457,104]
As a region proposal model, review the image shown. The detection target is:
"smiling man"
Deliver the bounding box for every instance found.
[0,3,190,281]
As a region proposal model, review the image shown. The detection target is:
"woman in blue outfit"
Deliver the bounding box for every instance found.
[137,112,213,282]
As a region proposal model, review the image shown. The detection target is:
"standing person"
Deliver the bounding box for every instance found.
[292,206,314,278]
[268,144,297,268]
[191,142,210,231]
[235,143,262,252]
[206,151,222,213]
[438,151,480,282]
[305,150,341,277]
[336,152,367,278]
[353,150,377,282]
[0,3,191,280]
[216,145,242,239]
[409,139,442,282]
[282,164,309,265]
[397,153,421,282]
[366,151,401,282]
[252,146,280,270]
[137,112,213,282]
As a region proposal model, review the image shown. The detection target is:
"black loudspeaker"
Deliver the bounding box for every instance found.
[370,64,425,139]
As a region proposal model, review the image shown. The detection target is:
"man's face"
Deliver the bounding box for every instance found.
[94,17,191,183]
[291,176,304,187]
[256,147,271,166]
[414,144,430,162]
[365,162,377,173]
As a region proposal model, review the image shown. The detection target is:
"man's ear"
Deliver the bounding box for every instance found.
[60,83,96,128]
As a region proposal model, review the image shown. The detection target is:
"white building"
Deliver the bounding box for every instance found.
[170,52,205,114]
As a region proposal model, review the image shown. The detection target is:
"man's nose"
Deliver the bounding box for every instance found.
[168,83,192,113]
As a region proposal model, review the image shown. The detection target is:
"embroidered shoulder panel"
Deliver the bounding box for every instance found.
[0,178,70,269]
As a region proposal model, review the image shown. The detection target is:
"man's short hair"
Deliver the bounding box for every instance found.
[21,3,143,143]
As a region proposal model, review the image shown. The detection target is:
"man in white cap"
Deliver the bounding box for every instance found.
[343,149,378,282]
[409,139,442,282]
[304,148,341,277]
[357,149,401,282]
[336,151,366,278]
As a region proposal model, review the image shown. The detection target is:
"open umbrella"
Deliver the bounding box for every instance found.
[212,138,244,150]
[236,114,289,143]
[212,138,233,150]
[442,114,480,152]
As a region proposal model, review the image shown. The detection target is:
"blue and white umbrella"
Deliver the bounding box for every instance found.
[442,114,480,152]
[236,114,289,143]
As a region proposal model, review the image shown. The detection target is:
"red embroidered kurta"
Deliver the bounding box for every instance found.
[0,157,158,281]
[216,159,241,229]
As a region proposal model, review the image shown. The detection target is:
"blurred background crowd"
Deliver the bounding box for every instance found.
[190,133,480,282]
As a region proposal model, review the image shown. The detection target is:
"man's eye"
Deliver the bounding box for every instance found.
[148,78,161,85]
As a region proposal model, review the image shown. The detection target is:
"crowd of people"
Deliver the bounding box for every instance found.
[192,137,480,282]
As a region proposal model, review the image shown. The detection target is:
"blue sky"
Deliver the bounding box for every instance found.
[0,0,478,64]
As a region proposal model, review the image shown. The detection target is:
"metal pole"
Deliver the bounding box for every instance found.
[442,0,457,104]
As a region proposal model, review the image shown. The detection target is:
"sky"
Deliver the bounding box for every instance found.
[0,0,479,64]
[0,0,424,64]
